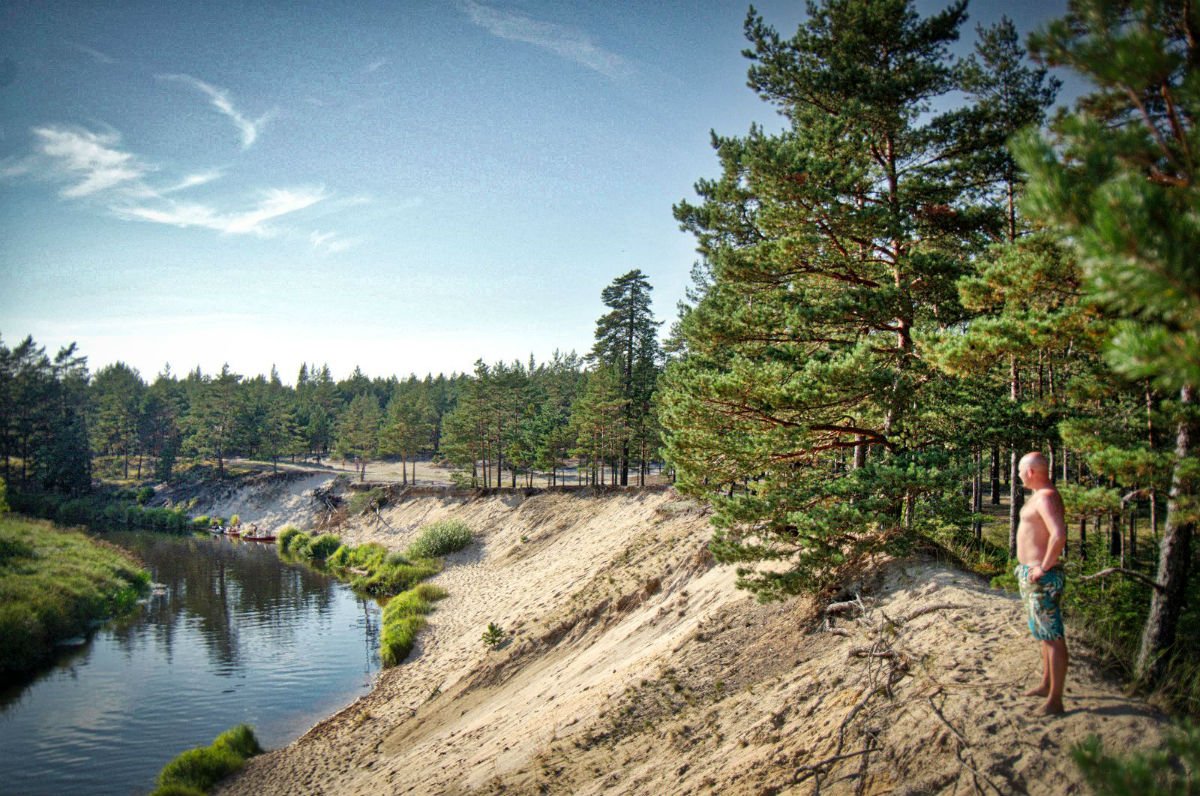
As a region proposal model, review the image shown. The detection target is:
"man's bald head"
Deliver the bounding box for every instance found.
[1019,451,1050,486]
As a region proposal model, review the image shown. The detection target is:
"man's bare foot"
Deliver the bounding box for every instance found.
[1024,685,1050,698]
[1038,700,1064,715]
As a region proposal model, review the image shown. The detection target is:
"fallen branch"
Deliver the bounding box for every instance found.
[1078,567,1164,593]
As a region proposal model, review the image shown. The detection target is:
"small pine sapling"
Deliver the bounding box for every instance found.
[482,622,506,650]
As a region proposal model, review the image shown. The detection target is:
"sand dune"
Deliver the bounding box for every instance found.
[191,475,1168,795]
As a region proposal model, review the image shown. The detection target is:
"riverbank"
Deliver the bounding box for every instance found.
[205,484,1174,795]
[0,513,148,676]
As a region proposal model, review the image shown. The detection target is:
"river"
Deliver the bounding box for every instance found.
[0,531,382,796]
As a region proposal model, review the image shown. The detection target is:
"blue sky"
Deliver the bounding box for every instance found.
[0,0,1073,384]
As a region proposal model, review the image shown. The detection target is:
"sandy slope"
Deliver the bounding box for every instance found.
[195,476,1168,796]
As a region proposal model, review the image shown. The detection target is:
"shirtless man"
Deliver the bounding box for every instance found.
[1015,451,1069,715]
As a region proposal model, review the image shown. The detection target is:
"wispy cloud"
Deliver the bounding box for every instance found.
[460,1,631,79]
[309,229,360,254]
[119,187,327,237]
[12,122,339,243]
[158,74,274,148]
[67,42,115,64]
[33,125,148,197]
[364,58,389,74]
[162,170,224,194]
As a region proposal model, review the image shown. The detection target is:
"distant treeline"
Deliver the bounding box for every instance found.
[0,269,664,494]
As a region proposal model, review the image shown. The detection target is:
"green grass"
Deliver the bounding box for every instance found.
[279,521,471,669]
[405,519,473,559]
[152,724,262,795]
[0,513,149,675]
[305,533,342,560]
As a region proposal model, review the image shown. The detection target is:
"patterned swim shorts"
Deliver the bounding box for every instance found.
[1015,564,1066,641]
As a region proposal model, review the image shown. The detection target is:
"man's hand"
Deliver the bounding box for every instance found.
[1030,563,1044,583]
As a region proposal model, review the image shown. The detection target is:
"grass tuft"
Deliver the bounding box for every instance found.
[153,724,262,795]
[406,519,473,559]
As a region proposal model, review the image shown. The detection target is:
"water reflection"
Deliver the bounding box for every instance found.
[0,532,382,796]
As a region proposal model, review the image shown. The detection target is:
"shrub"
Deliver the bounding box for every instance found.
[406,520,473,559]
[1073,722,1199,794]
[305,533,342,561]
[156,746,243,792]
[154,724,262,795]
[383,584,448,622]
[353,560,439,596]
[191,516,211,531]
[211,724,263,759]
[0,477,8,514]
[229,514,240,528]
[381,615,426,666]
[56,498,97,527]
[327,545,351,568]
[150,785,205,796]
[136,486,155,505]
[276,527,305,554]
[482,622,506,650]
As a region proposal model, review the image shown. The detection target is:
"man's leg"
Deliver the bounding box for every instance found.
[1042,639,1068,714]
[1025,643,1051,697]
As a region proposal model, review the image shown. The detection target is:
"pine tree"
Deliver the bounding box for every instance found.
[335,392,381,482]
[183,365,243,478]
[589,270,662,486]
[660,0,984,598]
[1014,0,1200,684]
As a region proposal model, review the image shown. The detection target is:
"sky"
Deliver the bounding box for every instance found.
[0,0,1076,385]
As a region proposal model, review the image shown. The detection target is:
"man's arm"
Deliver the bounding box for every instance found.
[1037,490,1067,571]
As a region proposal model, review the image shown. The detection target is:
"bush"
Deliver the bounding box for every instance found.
[381,615,426,666]
[56,498,97,527]
[352,560,439,596]
[154,724,262,794]
[150,784,205,796]
[383,584,448,622]
[1073,722,1199,795]
[305,533,342,561]
[156,746,243,792]
[406,520,473,559]
[136,486,155,505]
[482,622,506,650]
[0,477,8,514]
[191,515,211,531]
[327,544,351,568]
[276,527,305,554]
[211,724,263,759]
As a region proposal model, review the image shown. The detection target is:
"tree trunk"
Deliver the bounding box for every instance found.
[1109,512,1122,562]
[990,444,1000,504]
[1008,358,1023,559]
[1136,384,1196,683]
[972,448,983,544]
[1079,517,1088,560]
[1129,511,1138,561]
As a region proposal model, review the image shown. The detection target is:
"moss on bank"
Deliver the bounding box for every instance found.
[0,513,150,675]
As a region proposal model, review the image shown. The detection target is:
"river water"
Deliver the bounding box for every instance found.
[0,531,382,796]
